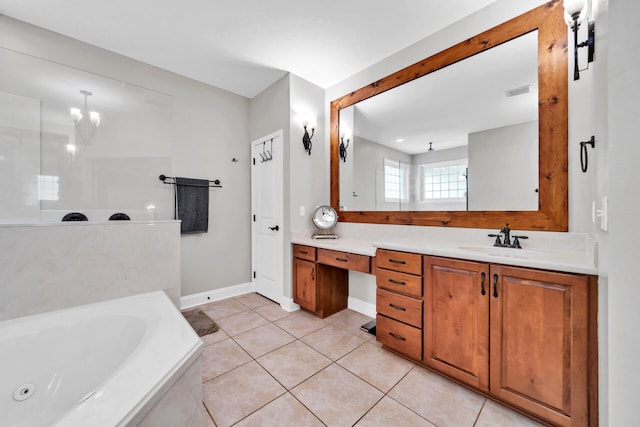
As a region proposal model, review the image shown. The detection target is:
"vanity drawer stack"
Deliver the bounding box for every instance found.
[375,249,423,360]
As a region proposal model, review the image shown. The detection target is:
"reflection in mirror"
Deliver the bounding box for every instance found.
[0,47,172,223]
[339,31,539,212]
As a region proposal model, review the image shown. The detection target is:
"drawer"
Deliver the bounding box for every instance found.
[376,288,422,328]
[376,268,422,298]
[293,244,316,261]
[317,248,370,273]
[376,314,422,360]
[376,249,422,275]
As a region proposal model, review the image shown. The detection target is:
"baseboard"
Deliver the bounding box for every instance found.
[280,297,301,312]
[180,282,253,310]
[348,297,376,318]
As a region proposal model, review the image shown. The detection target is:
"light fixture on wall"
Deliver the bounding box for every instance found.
[339,128,352,162]
[70,90,101,143]
[564,0,595,80]
[300,114,315,155]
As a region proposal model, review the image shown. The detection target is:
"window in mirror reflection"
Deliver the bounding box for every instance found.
[383,158,409,204]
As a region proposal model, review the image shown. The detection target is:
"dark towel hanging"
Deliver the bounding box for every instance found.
[175,177,209,234]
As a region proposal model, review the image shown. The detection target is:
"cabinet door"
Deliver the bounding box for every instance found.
[293,258,316,312]
[423,256,490,390]
[489,265,588,427]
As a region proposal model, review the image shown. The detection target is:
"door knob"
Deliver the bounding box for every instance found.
[269,225,279,231]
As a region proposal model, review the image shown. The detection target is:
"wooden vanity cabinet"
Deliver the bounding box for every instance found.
[421,256,593,426]
[375,249,423,360]
[489,264,590,427]
[423,256,490,391]
[292,244,348,318]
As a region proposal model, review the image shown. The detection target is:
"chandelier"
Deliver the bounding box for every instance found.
[70,90,101,144]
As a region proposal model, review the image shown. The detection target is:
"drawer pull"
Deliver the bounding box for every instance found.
[299,250,309,255]
[480,272,486,296]
[388,278,407,286]
[493,273,499,298]
[389,303,406,312]
[336,257,348,262]
[388,332,406,341]
[388,259,406,265]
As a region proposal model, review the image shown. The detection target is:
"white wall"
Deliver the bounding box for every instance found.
[468,121,538,211]
[605,0,640,425]
[0,16,252,297]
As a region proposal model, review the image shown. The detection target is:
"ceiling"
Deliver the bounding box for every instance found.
[0,0,496,98]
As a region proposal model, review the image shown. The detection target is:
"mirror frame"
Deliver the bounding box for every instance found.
[330,1,568,231]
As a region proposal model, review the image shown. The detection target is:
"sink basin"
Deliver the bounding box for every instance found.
[458,246,544,259]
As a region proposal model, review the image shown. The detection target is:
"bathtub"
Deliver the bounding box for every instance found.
[0,291,203,426]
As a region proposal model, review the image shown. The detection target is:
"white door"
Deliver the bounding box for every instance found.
[251,130,283,304]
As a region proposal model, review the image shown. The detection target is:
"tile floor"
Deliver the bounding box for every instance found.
[191,293,543,427]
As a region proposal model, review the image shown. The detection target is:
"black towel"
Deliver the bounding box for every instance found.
[175,177,209,234]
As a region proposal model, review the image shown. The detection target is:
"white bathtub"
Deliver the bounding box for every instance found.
[0,291,203,427]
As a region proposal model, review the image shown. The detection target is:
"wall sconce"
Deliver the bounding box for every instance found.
[300,115,316,155]
[339,128,352,162]
[564,0,595,80]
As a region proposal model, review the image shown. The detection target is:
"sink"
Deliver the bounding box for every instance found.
[458,246,545,260]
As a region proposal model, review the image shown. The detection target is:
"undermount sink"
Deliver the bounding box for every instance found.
[458,245,545,259]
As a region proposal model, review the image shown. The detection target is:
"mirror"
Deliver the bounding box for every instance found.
[339,31,539,213]
[330,2,568,231]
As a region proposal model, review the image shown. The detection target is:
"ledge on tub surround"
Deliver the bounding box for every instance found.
[291,223,597,275]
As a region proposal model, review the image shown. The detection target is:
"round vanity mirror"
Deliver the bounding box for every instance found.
[311,205,338,239]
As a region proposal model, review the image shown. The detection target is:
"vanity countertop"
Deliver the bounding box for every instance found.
[373,237,597,275]
[291,233,597,275]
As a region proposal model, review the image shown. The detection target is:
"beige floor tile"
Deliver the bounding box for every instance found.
[274,310,327,338]
[355,396,436,427]
[389,366,485,426]
[234,393,324,427]
[202,361,286,427]
[329,309,376,341]
[301,324,365,360]
[475,400,545,427]
[201,403,215,427]
[233,323,296,358]
[216,310,269,336]
[292,364,383,427]
[200,328,229,347]
[338,341,414,392]
[236,292,274,309]
[253,303,292,322]
[200,299,249,320]
[201,338,252,381]
[257,340,331,389]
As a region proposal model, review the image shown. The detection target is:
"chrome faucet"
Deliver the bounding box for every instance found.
[488,223,528,249]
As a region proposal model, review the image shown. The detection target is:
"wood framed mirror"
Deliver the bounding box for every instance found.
[330,1,568,231]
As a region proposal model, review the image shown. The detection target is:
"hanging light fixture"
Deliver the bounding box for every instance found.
[70,90,101,144]
[427,142,435,152]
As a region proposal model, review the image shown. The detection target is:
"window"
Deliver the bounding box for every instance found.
[37,175,59,201]
[384,158,409,202]
[421,161,467,200]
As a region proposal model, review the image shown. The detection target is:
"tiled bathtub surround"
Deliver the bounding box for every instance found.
[0,221,181,321]
[197,293,543,427]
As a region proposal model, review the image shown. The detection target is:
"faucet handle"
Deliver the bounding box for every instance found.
[512,235,529,249]
[488,233,503,247]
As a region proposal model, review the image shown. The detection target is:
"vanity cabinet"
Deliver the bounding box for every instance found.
[375,250,596,426]
[292,244,349,318]
[423,257,490,391]
[375,249,423,360]
[488,264,590,427]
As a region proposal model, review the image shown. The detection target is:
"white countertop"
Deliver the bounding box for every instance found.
[292,233,597,275]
